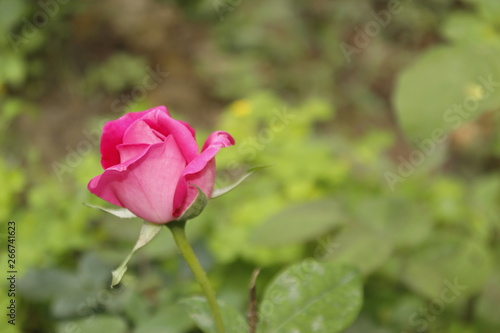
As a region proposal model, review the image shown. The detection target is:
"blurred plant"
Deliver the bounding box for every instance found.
[2,0,500,332]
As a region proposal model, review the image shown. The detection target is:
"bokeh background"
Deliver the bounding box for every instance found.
[1,0,500,332]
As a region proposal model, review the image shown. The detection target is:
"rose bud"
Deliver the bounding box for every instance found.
[88,106,234,223]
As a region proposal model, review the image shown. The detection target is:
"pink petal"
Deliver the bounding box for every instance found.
[122,120,164,145]
[100,106,170,169]
[88,136,186,224]
[173,159,216,217]
[185,131,235,176]
[141,110,199,163]
[201,131,235,151]
[117,143,150,163]
[177,120,196,138]
[173,131,235,216]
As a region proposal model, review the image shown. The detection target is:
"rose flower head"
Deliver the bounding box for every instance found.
[88,106,234,223]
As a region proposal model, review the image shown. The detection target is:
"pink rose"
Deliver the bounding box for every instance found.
[88,106,235,224]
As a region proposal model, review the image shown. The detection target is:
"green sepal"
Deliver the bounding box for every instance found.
[110,221,162,287]
[84,203,137,218]
[212,165,271,198]
[176,185,209,222]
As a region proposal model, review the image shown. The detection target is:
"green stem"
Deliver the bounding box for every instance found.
[167,220,225,333]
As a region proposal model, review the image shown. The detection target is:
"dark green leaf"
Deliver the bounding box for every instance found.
[323,224,393,275]
[250,199,345,247]
[394,45,500,141]
[181,296,248,333]
[258,260,362,333]
[135,303,193,333]
[57,316,127,333]
[402,235,493,299]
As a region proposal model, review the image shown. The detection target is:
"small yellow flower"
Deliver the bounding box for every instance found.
[230,99,252,117]
[465,83,485,101]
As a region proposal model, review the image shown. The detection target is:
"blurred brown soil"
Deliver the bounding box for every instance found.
[17,0,225,165]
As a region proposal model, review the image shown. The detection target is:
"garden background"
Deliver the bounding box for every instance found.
[1,0,500,332]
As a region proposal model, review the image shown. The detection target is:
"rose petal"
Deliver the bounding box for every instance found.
[142,110,199,163]
[177,120,196,138]
[117,143,150,163]
[100,106,170,169]
[123,120,164,145]
[173,159,216,217]
[88,136,186,223]
[173,131,235,216]
[185,131,235,176]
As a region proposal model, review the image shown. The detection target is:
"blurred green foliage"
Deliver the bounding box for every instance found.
[1,0,500,332]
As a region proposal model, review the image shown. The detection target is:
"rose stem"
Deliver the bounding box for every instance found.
[166,220,225,333]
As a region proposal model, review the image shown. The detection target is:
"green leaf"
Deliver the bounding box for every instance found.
[2,54,26,86]
[181,296,248,333]
[401,234,493,300]
[463,0,500,25]
[250,199,345,247]
[111,221,163,287]
[393,45,500,142]
[323,224,393,276]
[349,196,433,248]
[57,316,127,333]
[0,0,26,32]
[78,252,115,289]
[441,13,498,44]
[258,260,362,333]
[135,303,193,333]
[18,269,78,302]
